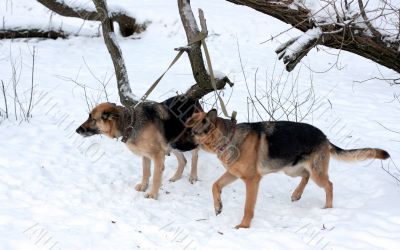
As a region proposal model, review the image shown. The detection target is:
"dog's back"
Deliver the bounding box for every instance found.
[162,95,201,151]
[262,121,327,166]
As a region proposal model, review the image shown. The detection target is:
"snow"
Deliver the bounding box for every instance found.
[1,0,400,249]
[301,0,400,42]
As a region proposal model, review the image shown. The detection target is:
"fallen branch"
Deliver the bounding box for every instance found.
[0,28,67,39]
[37,0,146,37]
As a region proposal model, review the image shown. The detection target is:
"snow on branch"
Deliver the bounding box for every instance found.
[92,0,137,107]
[37,0,147,37]
[226,0,400,74]
[276,27,322,72]
[0,28,68,40]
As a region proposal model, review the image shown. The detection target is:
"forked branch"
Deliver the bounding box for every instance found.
[178,0,233,99]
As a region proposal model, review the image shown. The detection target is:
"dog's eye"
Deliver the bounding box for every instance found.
[101,112,110,120]
[202,119,207,124]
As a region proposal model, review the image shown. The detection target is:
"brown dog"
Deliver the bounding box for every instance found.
[185,109,390,228]
[76,95,201,199]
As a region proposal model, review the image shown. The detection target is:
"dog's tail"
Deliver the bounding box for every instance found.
[329,142,390,162]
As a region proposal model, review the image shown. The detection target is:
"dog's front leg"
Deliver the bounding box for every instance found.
[212,171,238,215]
[145,152,165,199]
[135,156,151,192]
[235,175,261,229]
[189,148,199,184]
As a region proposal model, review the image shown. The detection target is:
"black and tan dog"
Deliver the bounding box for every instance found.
[185,109,390,228]
[76,95,201,199]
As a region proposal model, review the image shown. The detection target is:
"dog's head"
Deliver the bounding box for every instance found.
[185,109,218,141]
[76,102,121,138]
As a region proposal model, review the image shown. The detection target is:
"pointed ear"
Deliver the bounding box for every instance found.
[206,109,218,123]
[185,112,205,127]
[101,108,120,120]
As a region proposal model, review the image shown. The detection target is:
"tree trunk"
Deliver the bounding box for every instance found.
[178,0,233,99]
[92,0,137,107]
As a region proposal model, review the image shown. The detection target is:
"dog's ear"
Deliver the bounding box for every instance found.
[206,109,218,123]
[185,112,205,127]
[101,108,119,121]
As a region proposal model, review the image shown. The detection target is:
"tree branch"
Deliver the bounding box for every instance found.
[357,0,382,39]
[178,0,233,99]
[226,0,400,74]
[38,0,147,37]
[275,27,322,72]
[92,0,137,107]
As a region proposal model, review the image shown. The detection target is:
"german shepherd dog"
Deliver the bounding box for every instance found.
[185,109,390,228]
[76,95,201,199]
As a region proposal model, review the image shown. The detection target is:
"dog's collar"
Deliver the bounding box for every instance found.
[218,121,236,152]
[121,108,135,143]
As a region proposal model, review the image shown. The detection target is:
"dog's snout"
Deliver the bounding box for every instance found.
[76,126,86,134]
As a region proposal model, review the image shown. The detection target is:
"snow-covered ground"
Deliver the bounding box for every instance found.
[1,1,400,249]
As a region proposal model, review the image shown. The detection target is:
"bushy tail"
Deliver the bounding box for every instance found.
[329,142,390,162]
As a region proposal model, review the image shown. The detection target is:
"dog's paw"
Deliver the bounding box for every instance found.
[135,182,148,192]
[169,175,181,182]
[214,200,223,215]
[189,175,198,184]
[144,192,158,199]
[234,223,250,229]
[291,193,302,202]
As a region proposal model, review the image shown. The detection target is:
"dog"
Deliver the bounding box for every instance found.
[76,95,201,199]
[185,109,390,228]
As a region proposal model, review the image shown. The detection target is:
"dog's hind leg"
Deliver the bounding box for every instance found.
[309,148,333,208]
[235,175,261,229]
[212,171,238,215]
[291,170,310,202]
[135,156,151,192]
[189,148,199,184]
[145,152,165,199]
[169,150,187,182]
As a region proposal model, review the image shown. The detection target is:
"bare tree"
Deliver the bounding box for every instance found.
[92,0,233,107]
[226,0,400,75]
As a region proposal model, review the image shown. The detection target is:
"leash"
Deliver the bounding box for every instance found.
[133,50,185,109]
[133,29,236,120]
[132,34,206,109]
[125,12,237,142]
[197,32,236,120]
[121,107,135,143]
